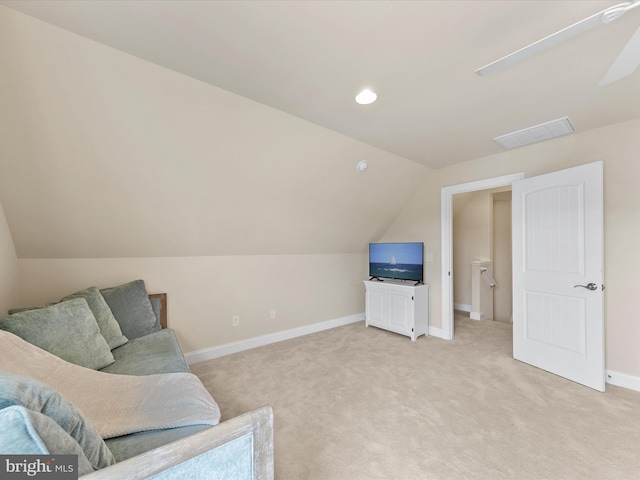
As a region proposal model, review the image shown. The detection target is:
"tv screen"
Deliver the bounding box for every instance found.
[369,242,424,282]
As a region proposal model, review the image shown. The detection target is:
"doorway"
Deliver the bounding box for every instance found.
[452,187,512,324]
[440,173,524,340]
[440,163,604,391]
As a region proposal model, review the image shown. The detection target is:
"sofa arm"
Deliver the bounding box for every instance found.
[81,406,274,480]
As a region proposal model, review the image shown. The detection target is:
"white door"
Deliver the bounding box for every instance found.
[512,161,604,391]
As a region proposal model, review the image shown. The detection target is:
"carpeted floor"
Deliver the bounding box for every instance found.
[190,316,640,480]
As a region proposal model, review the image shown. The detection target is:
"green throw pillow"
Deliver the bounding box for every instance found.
[0,371,116,470]
[0,298,115,370]
[8,303,56,315]
[62,287,128,350]
[100,280,160,340]
[0,405,95,476]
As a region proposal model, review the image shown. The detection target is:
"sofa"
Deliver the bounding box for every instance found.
[0,280,273,479]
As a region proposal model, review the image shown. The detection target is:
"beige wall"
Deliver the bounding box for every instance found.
[382,117,640,376]
[17,254,367,353]
[0,200,18,315]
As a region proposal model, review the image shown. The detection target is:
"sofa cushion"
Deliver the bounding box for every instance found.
[100,280,160,340]
[0,371,116,470]
[0,298,115,370]
[100,329,190,376]
[62,287,128,350]
[0,405,95,476]
[105,425,209,462]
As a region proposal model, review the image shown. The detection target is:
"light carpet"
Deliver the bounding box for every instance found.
[191,317,640,480]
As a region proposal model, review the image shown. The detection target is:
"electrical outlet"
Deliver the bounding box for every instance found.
[270,309,276,319]
[232,315,239,327]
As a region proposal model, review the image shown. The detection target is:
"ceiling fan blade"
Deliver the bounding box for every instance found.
[599,27,640,85]
[475,1,640,77]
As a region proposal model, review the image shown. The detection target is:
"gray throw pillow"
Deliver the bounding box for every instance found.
[0,298,115,370]
[100,280,160,340]
[0,371,116,471]
[0,405,95,476]
[62,287,128,350]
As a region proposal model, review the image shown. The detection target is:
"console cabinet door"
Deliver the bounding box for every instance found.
[388,292,412,333]
[366,288,386,328]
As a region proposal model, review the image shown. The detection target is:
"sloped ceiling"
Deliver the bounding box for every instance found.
[1,0,640,168]
[0,5,427,258]
[3,1,640,259]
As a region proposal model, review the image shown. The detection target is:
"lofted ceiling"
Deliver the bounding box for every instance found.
[2,0,640,169]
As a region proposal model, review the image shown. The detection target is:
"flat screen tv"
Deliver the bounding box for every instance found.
[369,242,424,283]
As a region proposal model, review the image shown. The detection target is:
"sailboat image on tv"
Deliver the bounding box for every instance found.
[369,242,424,283]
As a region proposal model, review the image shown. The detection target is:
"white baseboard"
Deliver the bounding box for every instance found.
[428,326,444,339]
[454,303,471,312]
[606,370,640,392]
[185,313,365,365]
[470,311,484,320]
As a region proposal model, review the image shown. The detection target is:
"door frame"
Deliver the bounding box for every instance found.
[440,173,524,340]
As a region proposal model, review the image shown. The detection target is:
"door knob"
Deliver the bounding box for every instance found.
[574,283,598,291]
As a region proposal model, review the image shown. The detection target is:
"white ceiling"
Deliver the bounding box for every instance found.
[3,0,640,169]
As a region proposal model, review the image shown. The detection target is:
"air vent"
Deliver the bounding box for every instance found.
[493,117,574,150]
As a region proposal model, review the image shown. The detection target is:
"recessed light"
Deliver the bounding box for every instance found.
[355,89,377,105]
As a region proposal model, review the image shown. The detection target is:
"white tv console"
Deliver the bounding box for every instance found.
[363,280,429,341]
